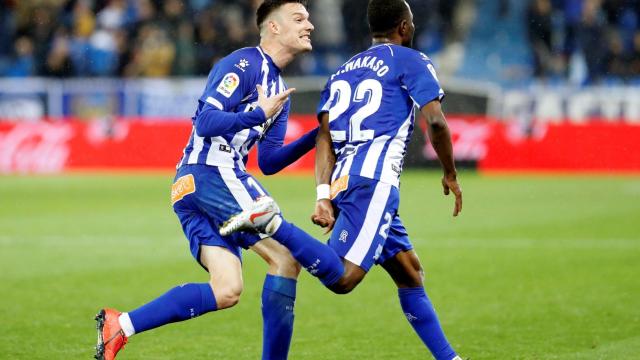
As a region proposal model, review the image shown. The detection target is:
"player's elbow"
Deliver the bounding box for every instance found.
[258,158,279,176]
[194,120,213,138]
[427,114,447,131]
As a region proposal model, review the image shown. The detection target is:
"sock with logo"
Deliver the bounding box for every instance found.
[398,287,457,360]
[126,283,217,334]
[270,219,344,287]
[261,274,297,360]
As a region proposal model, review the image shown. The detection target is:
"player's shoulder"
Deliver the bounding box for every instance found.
[217,47,262,74]
[390,45,432,64]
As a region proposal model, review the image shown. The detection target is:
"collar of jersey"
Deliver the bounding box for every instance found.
[257,46,282,73]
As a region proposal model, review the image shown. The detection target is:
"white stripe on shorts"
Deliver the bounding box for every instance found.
[344,181,392,266]
[218,167,254,210]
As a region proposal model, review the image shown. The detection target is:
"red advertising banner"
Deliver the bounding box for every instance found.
[419,116,640,173]
[0,115,318,174]
[1,116,639,174]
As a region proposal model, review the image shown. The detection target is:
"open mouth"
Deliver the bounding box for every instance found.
[300,35,311,42]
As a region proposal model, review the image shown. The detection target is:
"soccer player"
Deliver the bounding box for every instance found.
[94,1,315,359]
[220,0,463,359]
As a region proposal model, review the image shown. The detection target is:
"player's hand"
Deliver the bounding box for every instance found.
[311,199,335,234]
[442,173,462,217]
[256,84,295,119]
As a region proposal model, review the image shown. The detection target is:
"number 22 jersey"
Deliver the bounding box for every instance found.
[317,44,444,188]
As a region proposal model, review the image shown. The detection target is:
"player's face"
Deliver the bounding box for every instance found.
[275,3,315,53]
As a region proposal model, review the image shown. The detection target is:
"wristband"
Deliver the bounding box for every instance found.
[316,184,330,201]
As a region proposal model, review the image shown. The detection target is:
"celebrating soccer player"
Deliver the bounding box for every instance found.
[221,0,464,359]
[95,1,316,359]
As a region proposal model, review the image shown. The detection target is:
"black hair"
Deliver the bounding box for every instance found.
[367,0,410,35]
[256,0,309,29]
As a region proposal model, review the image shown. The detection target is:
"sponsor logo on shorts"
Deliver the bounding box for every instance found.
[339,230,348,243]
[216,73,240,98]
[171,174,196,204]
[330,175,349,199]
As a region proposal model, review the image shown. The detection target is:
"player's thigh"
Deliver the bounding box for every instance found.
[173,165,266,255]
[200,245,244,308]
[330,176,399,273]
[250,238,301,278]
[379,216,423,288]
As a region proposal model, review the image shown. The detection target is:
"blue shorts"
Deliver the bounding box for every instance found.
[329,175,413,272]
[171,164,269,265]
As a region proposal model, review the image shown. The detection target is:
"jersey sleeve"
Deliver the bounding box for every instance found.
[257,100,318,175]
[399,51,445,108]
[199,50,258,111]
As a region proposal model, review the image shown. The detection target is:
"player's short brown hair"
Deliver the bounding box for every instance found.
[256,0,309,29]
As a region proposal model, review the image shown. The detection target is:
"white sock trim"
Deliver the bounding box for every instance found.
[118,312,136,337]
[265,214,283,236]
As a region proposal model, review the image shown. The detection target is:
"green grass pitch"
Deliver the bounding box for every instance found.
[1,171,639,359]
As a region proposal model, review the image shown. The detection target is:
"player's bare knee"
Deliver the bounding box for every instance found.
[210,282,243,309]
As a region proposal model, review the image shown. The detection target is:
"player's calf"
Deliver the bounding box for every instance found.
[382,250,425,288]
[251,238,302,278]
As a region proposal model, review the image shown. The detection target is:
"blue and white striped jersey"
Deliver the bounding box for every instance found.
[178,46,288,170]
[317,44,444,188]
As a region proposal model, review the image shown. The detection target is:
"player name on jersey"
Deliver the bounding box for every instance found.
[331,56,390,80]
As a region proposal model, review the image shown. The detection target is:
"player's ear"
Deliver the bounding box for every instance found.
[398,19,409,37]
[268,19,280,35]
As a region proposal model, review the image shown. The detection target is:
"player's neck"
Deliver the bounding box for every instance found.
[259,41,295,70]
[371,37,402,46]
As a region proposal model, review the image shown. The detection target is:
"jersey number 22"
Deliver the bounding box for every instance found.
[328,79,382,142]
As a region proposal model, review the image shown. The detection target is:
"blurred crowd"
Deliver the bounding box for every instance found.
[0,0,458,77]
[0,0,263,77]
[528,0,640,83]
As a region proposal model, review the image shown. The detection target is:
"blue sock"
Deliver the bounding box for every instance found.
[261,275,296,360]
[128,283,217,334]
[398,287,457,360]
[272,219,344,287]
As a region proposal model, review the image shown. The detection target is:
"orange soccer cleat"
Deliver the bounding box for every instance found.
[95,308,128,360]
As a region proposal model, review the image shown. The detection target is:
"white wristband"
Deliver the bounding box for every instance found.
[316,184,330,201]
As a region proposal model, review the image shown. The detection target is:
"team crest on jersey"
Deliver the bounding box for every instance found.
[217,73,240,98]
[171,174,196,204]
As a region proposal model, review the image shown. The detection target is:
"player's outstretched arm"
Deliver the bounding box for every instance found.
[257,94,319,175]
[421,100,463,217]
[311,112,336,232]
